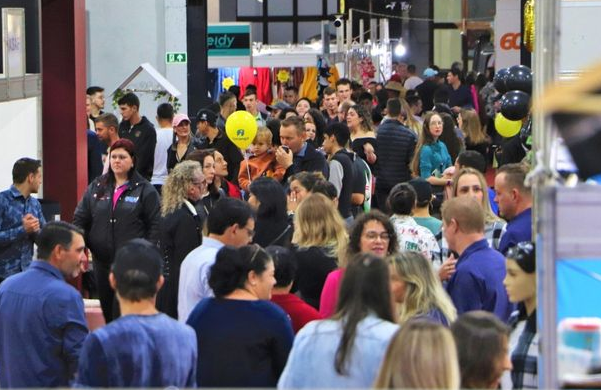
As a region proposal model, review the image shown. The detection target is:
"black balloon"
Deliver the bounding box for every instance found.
[506,65,533,95]
[501,90,531,121]
[494,68,510,94]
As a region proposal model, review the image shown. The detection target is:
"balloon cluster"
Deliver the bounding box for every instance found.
[493,65,533,138]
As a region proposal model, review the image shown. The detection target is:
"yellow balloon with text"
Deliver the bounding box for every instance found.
[495,113,522,138]
[225,110,258,150]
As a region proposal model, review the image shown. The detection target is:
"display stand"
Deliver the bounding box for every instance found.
[540,186,601,388]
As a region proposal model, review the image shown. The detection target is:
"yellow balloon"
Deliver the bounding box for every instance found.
[225,110,258,150]
[495,113,522,138]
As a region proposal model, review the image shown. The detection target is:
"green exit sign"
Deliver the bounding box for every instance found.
[166,52,187,64]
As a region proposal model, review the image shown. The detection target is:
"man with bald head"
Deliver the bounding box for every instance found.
[442,197,512,322]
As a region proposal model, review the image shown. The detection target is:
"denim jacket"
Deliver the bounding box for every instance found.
[278,314,399,389]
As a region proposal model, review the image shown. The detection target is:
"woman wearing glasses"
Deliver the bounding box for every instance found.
[278,254,399,389]
[156,161,205,319]
[410,112,453,187]
[186,245,294,387]
[502,242,538,389]
[319,211,398,318]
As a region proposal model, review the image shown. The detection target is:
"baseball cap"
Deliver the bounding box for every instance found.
[267,101,291,112]
[196,109,218,127]
[423,68,437,78]
[111,239,163,286]
[408,177,433,204]
[172,113,191,127]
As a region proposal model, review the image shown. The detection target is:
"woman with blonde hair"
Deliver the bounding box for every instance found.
[389,252,457,326]
[291,193,349,309]
[459,108,490,161]
[399,98,421,135]
[373,320,460,389]
[452,167,505,250]
[157,160,205,318]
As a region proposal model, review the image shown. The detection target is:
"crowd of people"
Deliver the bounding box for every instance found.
[0,62,538,389]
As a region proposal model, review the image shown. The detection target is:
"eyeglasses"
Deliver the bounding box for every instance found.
[363,231,390,241]
[506,241,534,260]
[244,227,255,239]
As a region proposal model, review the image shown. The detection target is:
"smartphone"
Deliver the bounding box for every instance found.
[281,145,290,153]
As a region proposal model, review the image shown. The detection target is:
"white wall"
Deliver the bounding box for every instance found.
[0,97,41,192]
[86,0,188,121]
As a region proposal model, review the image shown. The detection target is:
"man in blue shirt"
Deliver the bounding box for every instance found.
[0,157,46,282]
[494,163,532,255]
[0,221,88,387]
[443,197,512,322]
[76,239,197,387]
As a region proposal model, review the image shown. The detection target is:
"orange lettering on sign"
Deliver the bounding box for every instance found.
[500,33,522,50]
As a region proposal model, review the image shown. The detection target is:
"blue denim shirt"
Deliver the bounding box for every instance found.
[278,314,399,389]
[0,185,46,279]
[0,261,88,387]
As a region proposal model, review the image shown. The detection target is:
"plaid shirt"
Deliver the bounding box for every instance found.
[0,186,46,280]
[504,307,538,389]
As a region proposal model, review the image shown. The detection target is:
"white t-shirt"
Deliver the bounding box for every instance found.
[151,127,174,185]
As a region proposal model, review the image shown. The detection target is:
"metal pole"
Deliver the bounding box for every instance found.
[534,0,562,388]
[359,19,364,46]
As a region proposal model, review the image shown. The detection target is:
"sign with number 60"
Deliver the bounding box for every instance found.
[500,33,522,50]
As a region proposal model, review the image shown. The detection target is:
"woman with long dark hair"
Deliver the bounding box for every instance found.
[410,112,453,191]
[73,138,161,322]
[278,254,399,388]
[346,104,378,173]
[248,177,292,248]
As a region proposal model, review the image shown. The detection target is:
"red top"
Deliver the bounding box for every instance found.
[271,293,322,334]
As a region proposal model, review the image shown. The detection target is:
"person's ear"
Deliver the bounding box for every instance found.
[109,273,117,291]
[156,275,165,292]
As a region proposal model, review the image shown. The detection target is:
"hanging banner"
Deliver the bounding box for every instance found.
[2,8,26,78]
[494,0,521,69]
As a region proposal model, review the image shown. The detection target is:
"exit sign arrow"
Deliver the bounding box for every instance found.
[166,52,187,64]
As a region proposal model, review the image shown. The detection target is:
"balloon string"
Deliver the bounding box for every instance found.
[245,151,251,184]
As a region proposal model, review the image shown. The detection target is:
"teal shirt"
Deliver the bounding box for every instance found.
[414,216,443,236]
[419,140,452,178]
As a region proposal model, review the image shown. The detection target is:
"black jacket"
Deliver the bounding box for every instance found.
[283,142,330,182]
[166,138,202,172]
[73,171,161,265]
[119,116,157,181]
[375,119,417,191]
[156,203,203,319]
[292,246,338,310]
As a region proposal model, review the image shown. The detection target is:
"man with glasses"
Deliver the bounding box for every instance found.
[178,198,255,322]
[442,197,512,322]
